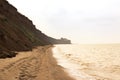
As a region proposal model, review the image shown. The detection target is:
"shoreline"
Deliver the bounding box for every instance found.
[0,45,75,80]
[52,44,120,80]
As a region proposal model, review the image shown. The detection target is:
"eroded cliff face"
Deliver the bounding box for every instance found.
[0,0,71,58]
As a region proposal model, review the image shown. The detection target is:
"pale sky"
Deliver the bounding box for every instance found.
[7,0,120,43]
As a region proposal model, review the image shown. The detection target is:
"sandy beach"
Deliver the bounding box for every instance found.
[0,44,120,80]
[0,45,75,80]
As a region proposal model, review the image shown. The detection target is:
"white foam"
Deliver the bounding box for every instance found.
[52,45,96,80]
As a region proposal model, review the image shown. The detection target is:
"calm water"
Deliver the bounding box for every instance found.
[52,44,120,80]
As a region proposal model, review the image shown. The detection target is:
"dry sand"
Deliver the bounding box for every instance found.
[0,45,75,80]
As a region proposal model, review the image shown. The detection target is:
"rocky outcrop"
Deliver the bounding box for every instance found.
[0,0,71,58]
[57,38,71,44]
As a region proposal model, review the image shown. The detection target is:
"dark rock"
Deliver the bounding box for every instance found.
[0,50,17,58]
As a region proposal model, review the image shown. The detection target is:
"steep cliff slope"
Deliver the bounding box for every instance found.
[0,0,71,58]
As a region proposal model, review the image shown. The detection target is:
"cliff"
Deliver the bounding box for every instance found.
[0,0,71,58]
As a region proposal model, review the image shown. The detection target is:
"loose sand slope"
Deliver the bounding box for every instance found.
[0,46,75,80]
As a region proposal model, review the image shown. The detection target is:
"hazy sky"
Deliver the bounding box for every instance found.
[8,0,120,43]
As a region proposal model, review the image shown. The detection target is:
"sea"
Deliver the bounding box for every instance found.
[52,44,120,80]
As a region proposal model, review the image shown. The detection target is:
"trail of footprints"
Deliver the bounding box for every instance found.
[18,58,40,80]
[0,51,43,80]
[0,57,41,80]
[0,46,51,80]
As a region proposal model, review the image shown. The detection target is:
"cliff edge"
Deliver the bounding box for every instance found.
[0,0,71,58]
